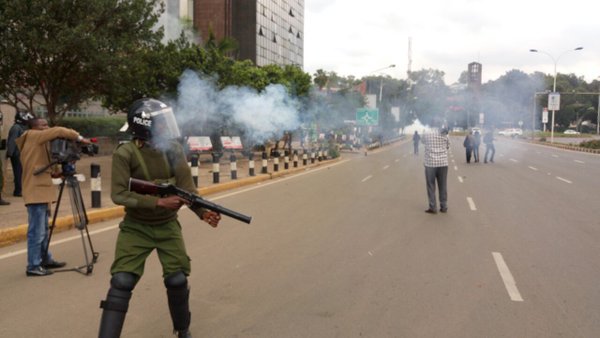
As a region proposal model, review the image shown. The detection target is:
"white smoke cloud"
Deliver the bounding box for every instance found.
[174,69,300,146]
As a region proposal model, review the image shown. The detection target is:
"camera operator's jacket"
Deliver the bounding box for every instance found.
[15,127,80,205]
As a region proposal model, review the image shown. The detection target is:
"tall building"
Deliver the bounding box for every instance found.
[194,0,304,67]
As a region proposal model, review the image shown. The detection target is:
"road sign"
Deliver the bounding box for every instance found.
[542,108,548,123]
[548,92,560,111]
[356,108,379,126]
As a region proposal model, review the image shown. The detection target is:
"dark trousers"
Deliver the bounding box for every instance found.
[413,142,419,154]
[9,155,23,195]
[484,144,495,162]
[473,146,479,162]
[465,147,473,163]
[425,166,448,210]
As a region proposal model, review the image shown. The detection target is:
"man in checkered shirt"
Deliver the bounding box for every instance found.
[421,124,450,214]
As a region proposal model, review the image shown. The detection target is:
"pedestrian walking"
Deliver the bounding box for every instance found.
[463,130,474,163]
[412,131,421,155]
[483,128,495,163]
[97,98,221,338]
[421,121,450,214]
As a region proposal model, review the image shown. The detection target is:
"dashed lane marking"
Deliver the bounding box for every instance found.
[574,160,585,164]
[361,175,373,182]
[492,252,524,302]
[556,176,572,184]
[467,197,477,211]
[458,176,464,183]
[528,166,538,171]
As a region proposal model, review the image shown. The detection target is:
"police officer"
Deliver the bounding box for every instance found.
[7,110,34,197]
[98,99,221,338]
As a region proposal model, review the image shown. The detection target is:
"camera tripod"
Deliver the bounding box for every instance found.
[42,173,99,275]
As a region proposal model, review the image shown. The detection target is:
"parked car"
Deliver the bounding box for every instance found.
[563,129,581,135]
[498,128,523,136]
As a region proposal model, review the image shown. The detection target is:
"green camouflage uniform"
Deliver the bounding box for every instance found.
[110,141,199,278]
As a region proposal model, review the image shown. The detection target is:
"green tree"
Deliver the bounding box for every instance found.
[313,69,329,90]
[0,0,165,123]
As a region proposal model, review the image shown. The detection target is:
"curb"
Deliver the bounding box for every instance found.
[0,158,340,248]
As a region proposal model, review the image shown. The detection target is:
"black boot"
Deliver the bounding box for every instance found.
[98,287,132,338]
[167,286,191,337]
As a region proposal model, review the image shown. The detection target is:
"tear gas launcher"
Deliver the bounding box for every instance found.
[128,177,252,224]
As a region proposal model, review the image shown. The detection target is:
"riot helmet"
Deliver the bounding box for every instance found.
[15,110,35,125]
[125,98,180,142]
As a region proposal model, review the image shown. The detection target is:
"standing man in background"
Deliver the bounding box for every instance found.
[412,131,421,155]
[0,111,7,205]
[421,121,450,214]
[7,110,34,197]
[483,128,496,163]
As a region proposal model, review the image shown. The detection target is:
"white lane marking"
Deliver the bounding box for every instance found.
[383,165,390,170]
[492,252,524,302]
[458,176,464,183]
[467,197,477,211]
[528,166,538,171]
[552,154,559,158]
[454,166,458,171]
[574,160,585,164]
[556,176,572,184]
[509,159,518,163]
[0,224,119,261]
[362,175,373,182]
[395,159,400,163]
[368,251,373,256]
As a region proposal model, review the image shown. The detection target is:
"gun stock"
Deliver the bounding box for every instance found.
[128,178,252,224]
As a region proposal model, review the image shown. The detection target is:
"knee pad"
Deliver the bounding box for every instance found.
[110,272,138,292]
[164,271,188,290]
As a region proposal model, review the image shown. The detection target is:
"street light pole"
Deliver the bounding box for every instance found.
[369,64,396,106]
[529,47,583,143]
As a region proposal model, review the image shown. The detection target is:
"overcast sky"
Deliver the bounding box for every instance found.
[303,0,599,85]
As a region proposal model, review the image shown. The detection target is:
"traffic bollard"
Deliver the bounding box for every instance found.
[91,163,101,208]
[273,150,280,172]
[190,154,199,187]
[248,152,255,176]
[212,152,221,184]
[230,153,237,180]
[284,150,290,170]
[261,151,268,174]
[293,150,299,168]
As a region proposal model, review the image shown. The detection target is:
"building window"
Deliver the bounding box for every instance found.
[273,34,277,43]
[296,31,301,39]
[259,27,265,36]
[289,8,295,17]
[288,26,293,33]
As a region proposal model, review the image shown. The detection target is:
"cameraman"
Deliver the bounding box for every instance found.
[15,118,91,277]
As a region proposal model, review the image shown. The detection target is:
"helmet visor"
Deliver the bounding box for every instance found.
[150,107,181,140]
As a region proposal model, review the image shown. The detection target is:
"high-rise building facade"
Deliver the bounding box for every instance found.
[194,0,304,68]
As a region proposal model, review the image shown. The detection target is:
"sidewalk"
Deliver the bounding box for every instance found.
[0,148,347,247]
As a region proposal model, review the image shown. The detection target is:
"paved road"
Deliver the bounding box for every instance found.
[1,138,599,337]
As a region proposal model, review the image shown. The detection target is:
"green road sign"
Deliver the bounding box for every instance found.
[356,108,379,126]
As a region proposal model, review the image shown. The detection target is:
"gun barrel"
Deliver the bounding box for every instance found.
[194,197,252,224]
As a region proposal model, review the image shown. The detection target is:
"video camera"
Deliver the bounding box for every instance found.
[33,138,99,177]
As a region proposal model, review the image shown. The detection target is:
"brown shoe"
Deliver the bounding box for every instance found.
[0,199,10,206]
